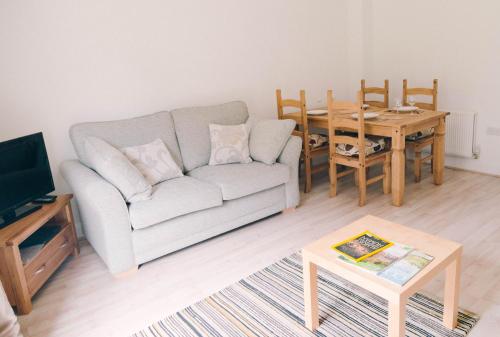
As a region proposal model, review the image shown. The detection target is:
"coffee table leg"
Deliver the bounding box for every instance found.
[443,253,461,329]
[388,296,406,337]
[303,258,319,330]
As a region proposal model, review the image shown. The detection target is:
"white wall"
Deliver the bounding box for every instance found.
[0,0,351,198]
[0,0,354,235]
[360,0,500,175]
[2,1,499,234]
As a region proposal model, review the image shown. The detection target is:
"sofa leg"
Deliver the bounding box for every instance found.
[282,207,296,214]
[113,266,139,279]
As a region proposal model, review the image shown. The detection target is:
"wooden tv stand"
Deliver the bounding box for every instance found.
[0,195,79,314]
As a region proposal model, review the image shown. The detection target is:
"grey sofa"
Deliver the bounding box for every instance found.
[61,101,302,274]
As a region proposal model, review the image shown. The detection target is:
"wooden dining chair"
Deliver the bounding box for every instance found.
[327,90,391,206]
[361,79,389,108]
[276,89,329,193]
[403,79,438,111]
[403,79,438,182]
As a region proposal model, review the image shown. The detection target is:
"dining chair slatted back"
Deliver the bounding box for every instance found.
[327,90,391,206]
[276,89,328,193]
[361,79,389,108]
[403,79,438,111]
[403,79,439,183]
[327,91,366,166]
[276,89,309,139]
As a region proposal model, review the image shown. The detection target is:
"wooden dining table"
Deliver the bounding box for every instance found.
[287,108,447,206]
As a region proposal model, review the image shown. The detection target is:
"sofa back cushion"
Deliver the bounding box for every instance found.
[70,111,183,171]
[249,119,296,165]
[84,136,153,203]
[171,101,249,172]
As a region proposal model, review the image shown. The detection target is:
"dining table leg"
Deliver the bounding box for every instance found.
[433,117,446,185]
[391,128,406,206]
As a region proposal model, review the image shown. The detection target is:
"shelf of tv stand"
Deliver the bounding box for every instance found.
[0,194,79,314]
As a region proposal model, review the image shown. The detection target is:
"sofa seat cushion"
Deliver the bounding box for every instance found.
[129,176,222,229]
[187,162,290,201]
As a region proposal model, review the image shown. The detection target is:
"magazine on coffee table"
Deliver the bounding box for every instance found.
[337,240,434,285]
[377,250,434,286]
[338,242,413,273]
[331,231,393,262]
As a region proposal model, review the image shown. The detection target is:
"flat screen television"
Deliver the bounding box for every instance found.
[0,132,55,228]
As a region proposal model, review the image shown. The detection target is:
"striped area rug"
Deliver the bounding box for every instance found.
[133,253,479,337]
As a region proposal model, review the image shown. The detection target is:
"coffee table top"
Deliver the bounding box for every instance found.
[302,215,462,299]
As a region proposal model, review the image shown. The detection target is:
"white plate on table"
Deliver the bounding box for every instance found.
[393,106,418,112]
[307,109,328,115]
[351,112,379,120]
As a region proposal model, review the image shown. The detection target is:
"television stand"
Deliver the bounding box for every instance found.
[0,204,42,229]
[0,194,79,314]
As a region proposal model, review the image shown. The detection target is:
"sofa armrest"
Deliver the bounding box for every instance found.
[277,135,302,208]
[60,160,136,274]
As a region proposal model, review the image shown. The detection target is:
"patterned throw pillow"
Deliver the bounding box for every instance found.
[122,139,184,185]
[336,137,386,157]
[208,124,252,165]
[406,128,434,141]
[309,133,328,148]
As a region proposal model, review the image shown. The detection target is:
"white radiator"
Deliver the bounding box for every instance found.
[445,111,479,158]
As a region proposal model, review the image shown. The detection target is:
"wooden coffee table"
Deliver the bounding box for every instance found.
[302,215,462,337]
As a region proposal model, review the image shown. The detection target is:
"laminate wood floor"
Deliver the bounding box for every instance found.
[18,168,500,337]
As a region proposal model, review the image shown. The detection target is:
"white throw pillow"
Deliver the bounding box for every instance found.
[249,119,296,165]
[208,124,252,165]
[84,137,152,203]
[122,139,184,185]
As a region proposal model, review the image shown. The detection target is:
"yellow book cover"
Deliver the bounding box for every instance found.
[331,231,393,262]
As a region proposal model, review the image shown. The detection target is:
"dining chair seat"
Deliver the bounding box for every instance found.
[335,136,386,157]
[333,148,391,168]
